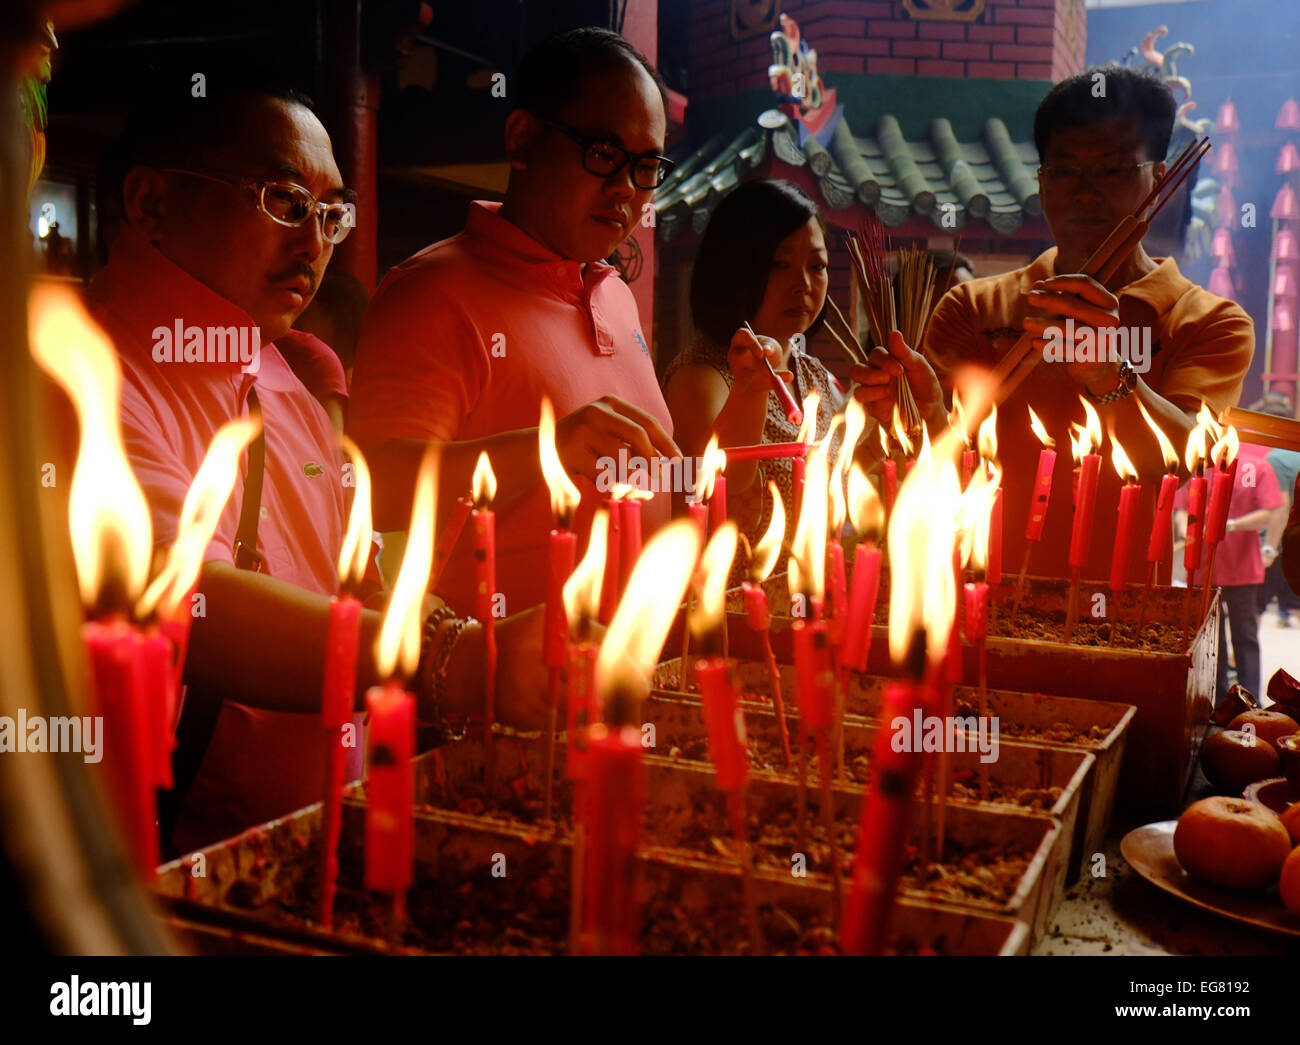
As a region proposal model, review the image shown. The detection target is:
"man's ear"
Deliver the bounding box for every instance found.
[121,166,169,239]
[1152,160,1167,186]
[503,110,537,171]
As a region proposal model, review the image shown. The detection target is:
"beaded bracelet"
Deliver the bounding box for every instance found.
[416,606,477,741]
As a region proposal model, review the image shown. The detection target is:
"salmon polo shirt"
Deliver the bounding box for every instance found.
[923,248,1254,586]
[88,224,360,852]
[349,200,672,613]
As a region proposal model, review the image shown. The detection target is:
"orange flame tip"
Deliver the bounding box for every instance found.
[1027,406,1055,449]
[977,403,998,461]
[563,509,608,629]
[1110,435,1138,483]
[1136,399,1178,472]
[539,397,580,520]
[376,450,438,680]
[689,522,739,638]
[888,452,961,665]
[750,481,786,582]
[789,432,832,600]
[471,450,497,506]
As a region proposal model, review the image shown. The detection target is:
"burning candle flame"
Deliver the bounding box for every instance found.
[891,403,914,458]
[1136,399,1178,472]
[698,434,725,501]
[1076,396,1103,455]
[796,391,821,445]
[1210,425,1240,470]
[1110,434,1138,483]
[29,284,153,612]
[825,416,847,533]
[471,450,497,506]
[689,522,739,638]
[847,462,884,542]
[1184,423,1208,474]
[789,434,832,600]
[749,481,785,583]
[539,396,580,522]
[1027,406,1055,449]
[335,435,373,591]
[837,400,867,475]
[612,482,653,502]
[375,450,437,680]
[137,416,262,620]
[1197,401,1225,443]
[951,388,971,448]
[877,424,890,457]
[958,464,1000,574]
[563,509,608,629]
[888,452,961,666]
[977,403,998,461]
[595,520,701,709]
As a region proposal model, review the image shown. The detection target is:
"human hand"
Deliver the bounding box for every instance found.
[728,327,793,399]
[1022,274,1122,395]
[1262,544,1279,567]
[554,394,681,483]
[850,330,947,434]
[441,605,552,732]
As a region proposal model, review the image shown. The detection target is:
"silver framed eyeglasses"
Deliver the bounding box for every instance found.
[1036,160,1156,188]
[159,168,356,244]
[538,118,674,190]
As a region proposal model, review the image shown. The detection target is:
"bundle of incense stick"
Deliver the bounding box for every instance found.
[989,136,1211,404]
[1221,406,1300,452]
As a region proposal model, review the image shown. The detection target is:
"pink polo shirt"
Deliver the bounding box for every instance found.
[88,225,359,851]
[349,201,672,613]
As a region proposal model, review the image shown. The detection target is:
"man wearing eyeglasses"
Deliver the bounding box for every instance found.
[349,27,681,616]
[85,76,554,852]
[853,66,1253,590]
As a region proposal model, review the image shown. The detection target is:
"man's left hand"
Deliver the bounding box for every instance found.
[1022,274,1121,394]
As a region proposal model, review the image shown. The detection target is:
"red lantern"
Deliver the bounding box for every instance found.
[1275,300,1295,334]
[1279,143,1300,175]
[1216,185,1236,225]
[1273,184,1299,221]
[1211,227,1233,260]
[1208,266,1234,299]
[1275,265,1299,300]
[1216,98,1240,134]
[1276,229,1299,261]
[1212,142,1238,175]
[1278,99,1300,131]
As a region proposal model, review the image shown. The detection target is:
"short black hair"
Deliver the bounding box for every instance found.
[517,27,666,119]
[1033,66,1176,163]
[690,179,828,348]
[101,67,318,205]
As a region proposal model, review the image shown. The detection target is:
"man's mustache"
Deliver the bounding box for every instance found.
[268,263,318,294]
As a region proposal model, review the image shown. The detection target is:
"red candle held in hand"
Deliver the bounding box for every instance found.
[723,441,809,463]
[840,544,882,672]
[1147,473,1178,563]
[364,679,414,894]
[697,658,748,792]
[582,723,646,955]
[84,618,158,876]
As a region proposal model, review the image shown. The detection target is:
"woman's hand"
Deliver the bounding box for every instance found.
[728,327,793,400]
[850,330,947,434]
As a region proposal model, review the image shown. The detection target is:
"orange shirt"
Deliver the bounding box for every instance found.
[350,201,671,612]
[923,248,1254,584]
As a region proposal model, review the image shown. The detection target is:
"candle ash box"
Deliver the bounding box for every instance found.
[717,572,1213,811]
[154,774,1031,955]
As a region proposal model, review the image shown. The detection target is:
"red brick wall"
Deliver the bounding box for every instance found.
[688,0,1088,100]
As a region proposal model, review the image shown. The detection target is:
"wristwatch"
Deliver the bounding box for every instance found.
[1085,358,1138,405]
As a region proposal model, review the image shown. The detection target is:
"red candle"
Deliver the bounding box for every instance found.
[566,640,599,782]
[1110,481,1141,592]
[1184,472,1207,573]
[83,617,157,877]
[363,679,414,894]
[697,658,748,792]
[136,627,176,791]
[961,448,977,488]
[841,679,926,955]
[723,441,809,462]
[709,474,728,534]
[963,582,989,644]
[430,495,472,590]
[792,617,833,733]
[1025,447,1057,542]
[1069,453,1102,569]
[742,581,771,631]
[581,722,646,955]
[882,460,898,520]
[687,498,709,542]
[620,496,643,590]
[598,497,623,625]
[472,499,497,754]
[1147,473,1178,563]
[840,544,882,672]
[1205,456,1239,546]
[319,593,361,926]
[792,455,806,528]
[987,487,1003,586]
[826,539,849,647]
[544,529,577,669]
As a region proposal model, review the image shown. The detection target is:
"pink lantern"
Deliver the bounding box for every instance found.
[1275,300,1295,334]
[1211,228,1233,259]
[1273,184,1299,221]
[1217,185,1236,222]
[1216,98,1240,134]
[1274,265,1299,299]
[1212,142,1238,175]
[1278,99,1300,131]
[1279,143,1300,175]
[1208,266,1234,299]
[1277,229,1299,261]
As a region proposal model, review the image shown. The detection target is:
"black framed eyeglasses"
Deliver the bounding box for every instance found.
[1036,161,1156,188]
[538,118,675,190]
[159,168,356,244]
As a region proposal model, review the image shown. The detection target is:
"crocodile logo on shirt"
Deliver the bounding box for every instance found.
[633,328,649,354]
[303,462,324,477]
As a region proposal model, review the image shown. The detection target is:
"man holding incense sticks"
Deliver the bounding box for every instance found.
[86,72,552,853]
[853,66,1253,587]
[349,28,679,614]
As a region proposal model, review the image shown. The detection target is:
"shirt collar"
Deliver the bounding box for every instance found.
[1023,246,1188,315]
[464,200,618,293]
